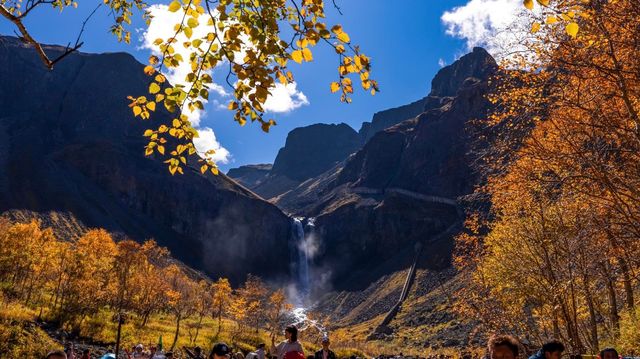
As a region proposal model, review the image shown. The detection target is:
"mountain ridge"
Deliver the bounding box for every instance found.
[0,35,293,284]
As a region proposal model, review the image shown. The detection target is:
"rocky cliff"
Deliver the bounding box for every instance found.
[229,123,361,200]
[226,164,272,189]
[0,36,292,283]
[272,48,498,294]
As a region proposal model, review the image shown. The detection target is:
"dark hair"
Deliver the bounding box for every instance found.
[83,349,90,354]
[488,334,520,357]
[285,325,298,342]
[600,348,619,359]
[542,341,565,354]
[46,351,67,359]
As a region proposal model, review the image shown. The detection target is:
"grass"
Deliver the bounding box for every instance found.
[0,299,376,358]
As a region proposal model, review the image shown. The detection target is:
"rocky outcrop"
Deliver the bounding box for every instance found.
[279,47,498,288]
[228,123,361,200]
[358,97,427,144]
[0,36,292,283]
[271,123,360,181]
[226,164,272,189]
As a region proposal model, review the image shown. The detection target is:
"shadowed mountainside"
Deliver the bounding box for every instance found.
[0,36,292,283]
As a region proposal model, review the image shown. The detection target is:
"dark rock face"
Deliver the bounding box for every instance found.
[270,123,360,182]
[0,36,291,283]
[277,47,498,286]
[226,164,272,189]
[358,97,426,144]
[229,123,361,200]
[428,47,497,98]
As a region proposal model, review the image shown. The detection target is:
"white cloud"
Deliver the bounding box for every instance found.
[263,83,309,113]
[441,0,538,61]
[139,4,309,160]
[438,58,447,67]
[140,4,231,160]
[193,127,231,164]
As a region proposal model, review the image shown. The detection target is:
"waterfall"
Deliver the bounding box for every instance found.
[288,217,327,335]
[290,217,310,301]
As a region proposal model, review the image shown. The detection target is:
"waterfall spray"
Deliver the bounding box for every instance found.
[288,217,327,336]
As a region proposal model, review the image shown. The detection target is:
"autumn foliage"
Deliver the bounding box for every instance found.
[0,219,293,352]
[129,0,379,175]
[456,0,640,353]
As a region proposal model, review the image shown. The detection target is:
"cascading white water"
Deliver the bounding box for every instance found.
[294,217,310,298]
[289,218,328,336]
[290,217,310,303]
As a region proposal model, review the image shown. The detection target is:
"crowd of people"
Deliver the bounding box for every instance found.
[43,327,630,359]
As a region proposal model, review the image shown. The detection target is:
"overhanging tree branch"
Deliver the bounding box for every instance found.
[0,2,101,69]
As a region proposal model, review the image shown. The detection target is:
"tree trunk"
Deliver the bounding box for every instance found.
[619,257,635,310]
[141,311,150,327]
[194,313,204,344]
[582,273,599,351]
[217,312,223,337]
[601,261,620,337]
[171,315,181,351]
[115,313,124,359]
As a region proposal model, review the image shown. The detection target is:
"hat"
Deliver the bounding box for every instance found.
[136,344,144,350]
[257,344,266,349]
[211,343,231,356]
[321,337,330,343]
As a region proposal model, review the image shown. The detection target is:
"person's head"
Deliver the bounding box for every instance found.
[195,346,202,355]
[285,325,298,342]
[541,341,564,359]
[46,351,68,359]
[210,342,231,359]
[487,335,520,359]
[83,349,90,355]
[322,336,330,350]
[600,348,619,359]
[257,344,266,350]
[166,352,174,358]
[135,344,144,352]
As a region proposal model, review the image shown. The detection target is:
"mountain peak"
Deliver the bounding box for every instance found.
[429,47,497,98]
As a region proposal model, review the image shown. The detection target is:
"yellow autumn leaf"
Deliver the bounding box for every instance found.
[531,22,541,34]
[523,0,534,10]
[566,22,579,38]
[291,50,303,64]
[277,72,287,85]
[168,0,181,12]
[200,164,208,174]
[330,82,340,93]
[149,83,161,94]
[536,0,549,5]
[302,48,313,62]
[546,16,558,24]
[146,102,156,111]
[157,146,165,155]
[336,32,350,43]
[143,65,155,75]
[143,129,154,137]
[133,106,142,117]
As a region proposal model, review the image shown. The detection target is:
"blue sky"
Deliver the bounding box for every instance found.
[0,0,518,171]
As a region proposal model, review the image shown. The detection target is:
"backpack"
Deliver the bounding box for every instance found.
[284,351,305,359]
